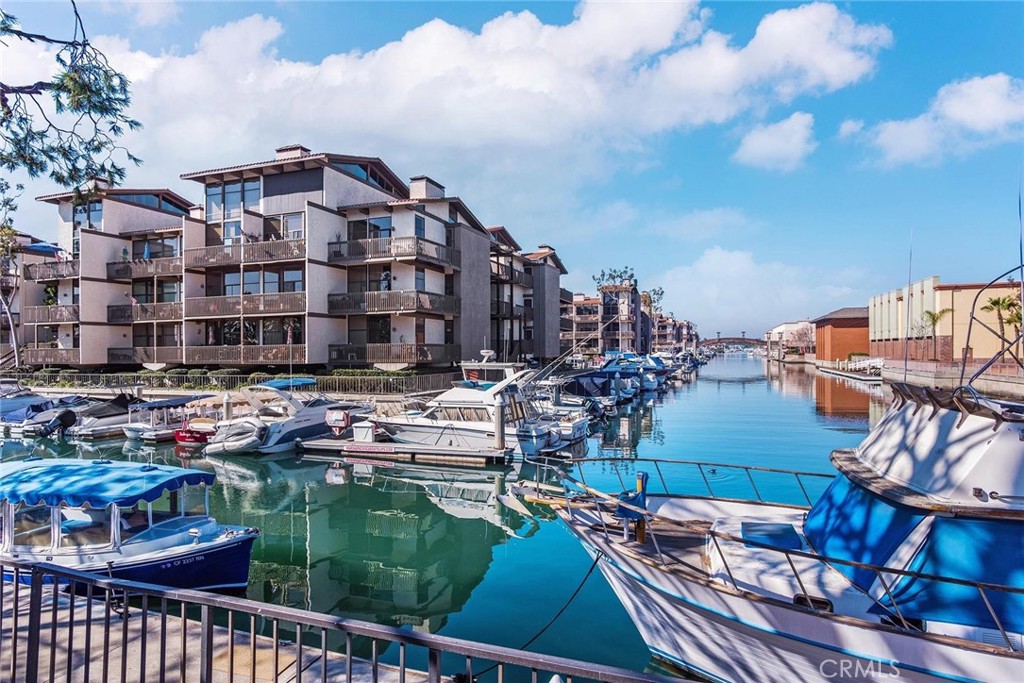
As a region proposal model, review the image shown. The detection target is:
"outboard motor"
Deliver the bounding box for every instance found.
[38,409,77,438]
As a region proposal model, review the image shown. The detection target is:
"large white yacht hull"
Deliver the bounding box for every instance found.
[572,533,1020,683]
[375,420,555,456]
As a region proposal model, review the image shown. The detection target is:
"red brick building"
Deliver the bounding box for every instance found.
[814,307,869,362]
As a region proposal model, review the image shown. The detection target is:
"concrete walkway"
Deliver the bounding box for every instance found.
[1,582,433,683]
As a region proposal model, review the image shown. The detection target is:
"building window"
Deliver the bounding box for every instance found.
[205,184,223,221]
[224,182,242,219]
[157,280,180,303]
[347,219,367,241]
[415,268,425,292]
[415,215,425,239]
[243,270,260,295]
[283,268,304,292]
[524,297,533,309]
[132,281,154,304]
[284,213,303,240]
[73,201,102,232]
[243,179,260,211]
[223,271,242,296]
[223,221,242,245]
[71,284,81,305]
[156,323,180,347]
[448,205,458,223]
[134,236,180,259]
[369,216,392,239]
[133,324,153,348]
[444,320,454,345]
[263,269,280,294]
[264,213,303,240]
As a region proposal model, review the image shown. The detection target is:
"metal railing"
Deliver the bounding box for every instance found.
[327,291,459,316]
[22,347,80,365]
[23,260,79,281]
[328,237,459,268]
[241,291,306,315]
[0,559,674,683]
[182,239,306,268]
[329,343,461,365]
[182,344,307,365]
[490,262,511,281]
[108,302,183,324]
[491,300,512,318]
[106,257,183,280]
[511,269,533,288]
[562,457,1024,653]
[184,296,241,318]
[108,347,183,364]
[21,304,80,324]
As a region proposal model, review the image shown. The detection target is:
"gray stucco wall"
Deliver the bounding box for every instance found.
[455,225,491,360]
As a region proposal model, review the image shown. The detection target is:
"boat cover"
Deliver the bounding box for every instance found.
[803,475,926,590]
[872,516,1024,632]
[259,378,316,390]
[132,395,213,411]
[0,458,215,507]
[80,394,143,418]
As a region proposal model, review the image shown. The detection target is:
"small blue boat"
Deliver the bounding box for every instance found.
[0,458,259,590]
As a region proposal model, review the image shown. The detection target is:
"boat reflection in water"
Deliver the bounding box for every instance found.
[197,453,540,656]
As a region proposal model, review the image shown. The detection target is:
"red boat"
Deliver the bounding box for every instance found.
[174,417,217,447]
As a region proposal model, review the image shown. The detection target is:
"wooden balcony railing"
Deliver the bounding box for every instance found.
[182,239,305,268]
[329,343,461,365]
[327,237,459,268]
[0,275,18,291]
[23,347,79,365]
[108,302,183,324]
[327,290,459,316]
[184,295,241,318]
[241,291,306,315]
[184,344,306,365]
[22,304,79,324]
[23,260,79,281]
[108,346,183,364]
[106,256,183,280]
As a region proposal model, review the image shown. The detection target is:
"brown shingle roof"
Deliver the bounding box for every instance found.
[813,306,868,324]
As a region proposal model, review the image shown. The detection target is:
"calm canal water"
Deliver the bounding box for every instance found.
[0,354,888,674]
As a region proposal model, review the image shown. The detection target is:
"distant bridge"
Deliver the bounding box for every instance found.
[698,337,766,347]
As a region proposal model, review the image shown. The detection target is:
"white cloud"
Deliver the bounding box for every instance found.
[733,112,818,171]
[868,73,1024,165]
[98,1,181,28]
[656,247,866,335]
[4,1,892,241]
[837,118,864,139]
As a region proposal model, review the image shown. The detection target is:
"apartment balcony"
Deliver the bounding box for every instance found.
[182,239,306,269]
[108,302,183,324]
[328,290,459,316]
[560,317,573,331]
[329,343,461,366]
[512,304,526,318]
[574,314,599,323]
[491,300,512,318]
[241,292,306,315]
[327,237,459,269]
[184,344,306,365]
[490,262,511,281]
[184,295,241,318]
[24,346,79,365]
[511,269,533,288]
[22,304,79,324]
[108,346,183,364]
[106,256,183,280]
[23,260,79,281]
[0,274,18,291]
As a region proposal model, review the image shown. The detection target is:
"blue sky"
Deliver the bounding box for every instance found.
[4,1,1023,336]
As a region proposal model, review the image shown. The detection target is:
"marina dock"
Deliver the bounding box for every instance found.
[300,438,514,466]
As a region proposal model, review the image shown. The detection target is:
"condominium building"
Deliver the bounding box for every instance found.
[563,294,601,360]
[1,231,48,369]
[652,314,693,354]
[522,245,567,362]
[558,287,574,356]
[20,145,566,371]
[599,280,646,355]
[22,179,195,366]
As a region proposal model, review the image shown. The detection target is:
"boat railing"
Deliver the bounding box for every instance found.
[0,558,676,683]
[959,264,1024,386]
[562,464,1024,652]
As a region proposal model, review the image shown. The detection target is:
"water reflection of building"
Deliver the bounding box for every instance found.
[764,360,816,398]
[813,375,869,417]
[595,397,664,455]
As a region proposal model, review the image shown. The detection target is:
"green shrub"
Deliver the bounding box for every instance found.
[167,368,189,376]
[187,369,209,377]
[57,369,80,376]
[209,368,241,377]
[330,368,413,377]
[848,352,868,360]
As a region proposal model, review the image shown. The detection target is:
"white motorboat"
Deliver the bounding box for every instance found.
[0,458,259,590]
[557,379,1024,683]
[370,370,563,457]
[65,394,147,440]
[205,379,370,455]
[121,394,213,442]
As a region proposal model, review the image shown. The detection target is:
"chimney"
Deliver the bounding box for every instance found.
[409,176,445,200]
[538,244,553,251]
[275,144,311,160]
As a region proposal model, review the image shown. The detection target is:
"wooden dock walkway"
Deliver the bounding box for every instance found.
[0,582,429,683]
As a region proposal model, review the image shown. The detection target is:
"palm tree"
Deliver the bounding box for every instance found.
[978,294,1019,348]
[920,308,952,360]
[1007,307,1023,363]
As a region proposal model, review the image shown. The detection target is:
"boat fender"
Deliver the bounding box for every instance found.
[189,528,201,545]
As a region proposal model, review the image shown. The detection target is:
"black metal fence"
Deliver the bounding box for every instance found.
[0,560,674,683]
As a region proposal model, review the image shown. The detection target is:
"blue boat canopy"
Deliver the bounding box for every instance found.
[259,378,316,390]
[0,459,215,508]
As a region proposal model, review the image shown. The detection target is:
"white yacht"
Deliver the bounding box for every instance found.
[557,380,1024,683]
[205,379,371,455]
[370,370,563,457]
